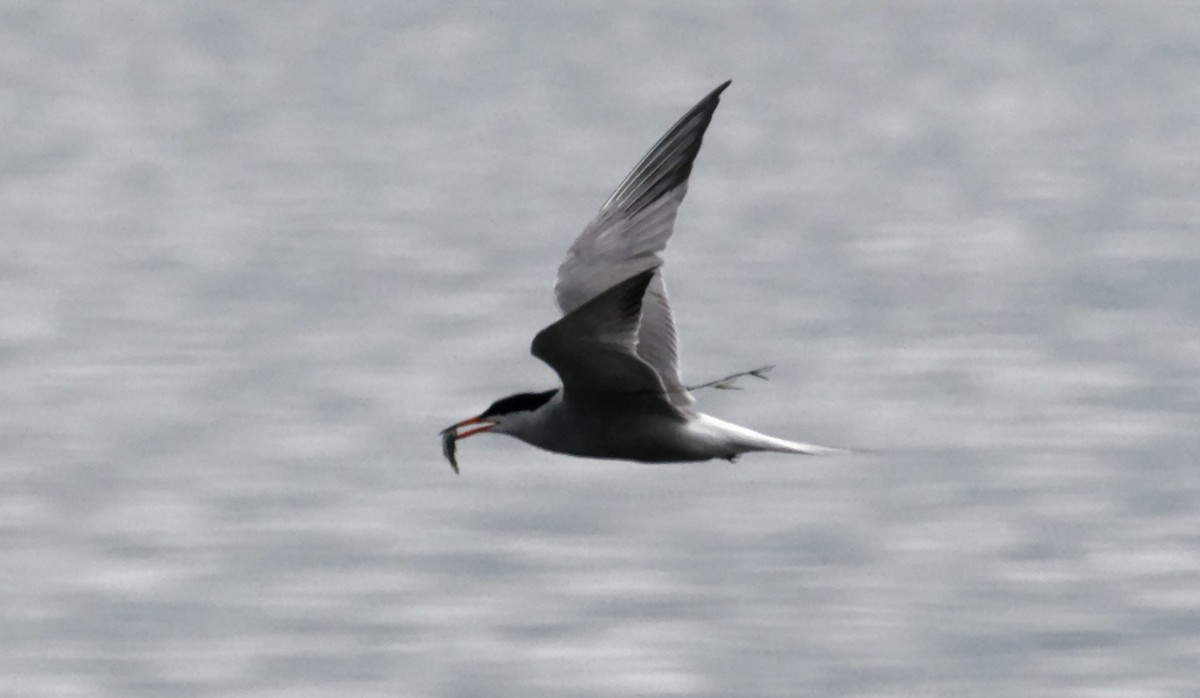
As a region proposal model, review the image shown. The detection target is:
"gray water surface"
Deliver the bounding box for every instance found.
[4,3,1199,696]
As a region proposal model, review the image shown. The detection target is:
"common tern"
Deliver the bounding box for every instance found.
[442,81,841,470]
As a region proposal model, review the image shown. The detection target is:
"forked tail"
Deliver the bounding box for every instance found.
[692,413,847,457]
[748,433,846,456]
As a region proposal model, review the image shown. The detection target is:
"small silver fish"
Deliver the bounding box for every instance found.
[440,428,459,474]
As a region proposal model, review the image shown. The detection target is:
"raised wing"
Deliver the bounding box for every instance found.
[533,269,671,402]
[555,80,731,407]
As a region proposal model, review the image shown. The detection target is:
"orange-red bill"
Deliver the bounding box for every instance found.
[441,415,495,440]
[440,415,495,475]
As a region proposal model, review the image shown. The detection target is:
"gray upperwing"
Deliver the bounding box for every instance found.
[554,80,731,407]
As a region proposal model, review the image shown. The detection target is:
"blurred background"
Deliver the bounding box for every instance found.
[3,2,1199,696]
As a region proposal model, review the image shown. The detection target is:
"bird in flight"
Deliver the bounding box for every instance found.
[441,81,842,473]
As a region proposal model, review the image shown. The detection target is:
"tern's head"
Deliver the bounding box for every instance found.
[442,389,558,440]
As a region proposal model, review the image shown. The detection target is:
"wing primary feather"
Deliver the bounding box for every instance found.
[600,80,731,218]
[531,268,665,396]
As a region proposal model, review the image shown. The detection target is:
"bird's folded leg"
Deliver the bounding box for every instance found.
[685,364,774,392]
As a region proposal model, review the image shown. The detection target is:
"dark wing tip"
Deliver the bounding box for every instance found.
[584,267,659,326]
[601,81,733,218]
[618,266,659,319]
[530,267,661,376]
